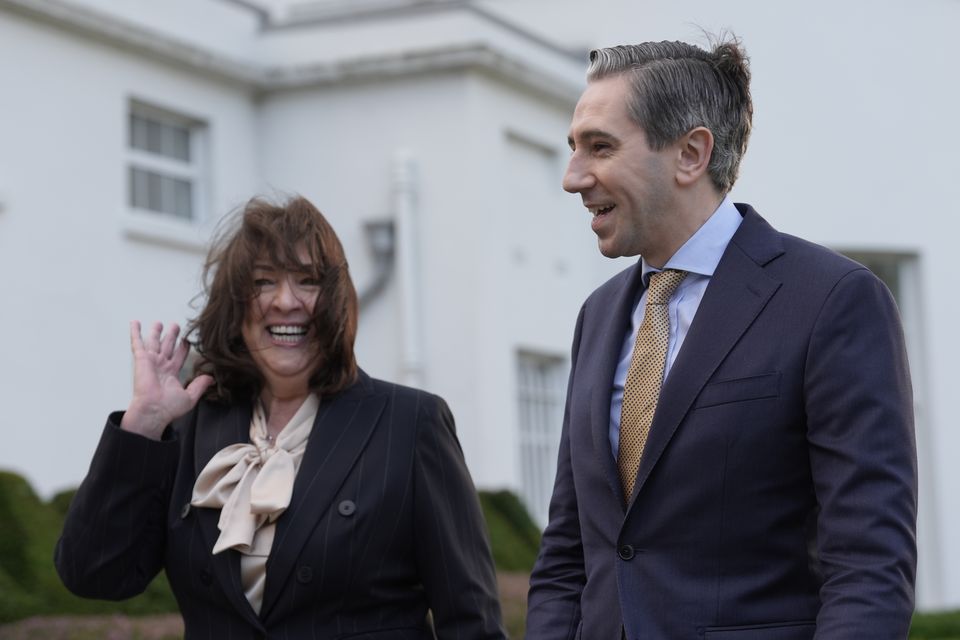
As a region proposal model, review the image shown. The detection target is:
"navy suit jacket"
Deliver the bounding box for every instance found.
[56,371,506,639]
[527,204,917,640]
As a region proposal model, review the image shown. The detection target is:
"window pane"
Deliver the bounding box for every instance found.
[129,167,193,220]
[129,166,148,209]
[517,351,566,527]
[129,114,149,151]
[170,176,193,219]
[169,127,190,162]
[129,111,191,162]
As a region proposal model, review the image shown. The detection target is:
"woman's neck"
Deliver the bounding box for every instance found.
[259,387,310,435]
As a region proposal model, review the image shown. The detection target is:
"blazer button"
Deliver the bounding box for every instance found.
[199,568,213,586]
[296,565,313,584]
[338,500,357,516]
[618,545,635,561]
[180,502,191,519]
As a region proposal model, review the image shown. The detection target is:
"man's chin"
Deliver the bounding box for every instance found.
[597,240,638,259]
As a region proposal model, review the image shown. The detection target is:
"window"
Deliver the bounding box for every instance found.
[517,351,567,527]
[127,101,206,222]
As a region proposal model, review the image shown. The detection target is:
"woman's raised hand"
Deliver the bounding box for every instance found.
[120,321,214,440]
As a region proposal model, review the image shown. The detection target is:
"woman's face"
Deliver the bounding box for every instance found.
[241,244,321,396]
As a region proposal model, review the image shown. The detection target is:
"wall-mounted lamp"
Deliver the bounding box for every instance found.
[358,219,396,310]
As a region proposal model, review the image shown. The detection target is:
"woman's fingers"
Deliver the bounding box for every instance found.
[145,321,163,353]
[130,320,187,364]
[160,323,181,360]
[129,320,144,354]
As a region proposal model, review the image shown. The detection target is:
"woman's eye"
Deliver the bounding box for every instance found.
[254,278,274,287]
[300,277,321,286]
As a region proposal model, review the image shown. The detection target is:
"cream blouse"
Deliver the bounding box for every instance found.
[190,394,319,614]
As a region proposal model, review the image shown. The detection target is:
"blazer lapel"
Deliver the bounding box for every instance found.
[629,207,784,504]
[590,261,646,507]
[259,371,387,618]
[191,401,263,626]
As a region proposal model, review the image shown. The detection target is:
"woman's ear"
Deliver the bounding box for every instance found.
[675,126,714,187]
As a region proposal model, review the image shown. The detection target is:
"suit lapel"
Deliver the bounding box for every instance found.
[629,207,784,505]
[260,371,386,618]
[191,401,263,626]
[590,262,646,507]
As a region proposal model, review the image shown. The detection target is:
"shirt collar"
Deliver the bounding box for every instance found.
[641,196,743,285]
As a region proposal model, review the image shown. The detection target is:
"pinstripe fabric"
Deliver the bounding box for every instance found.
[56,371,506,639]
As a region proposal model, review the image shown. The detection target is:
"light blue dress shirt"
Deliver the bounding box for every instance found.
[608,197,744,457]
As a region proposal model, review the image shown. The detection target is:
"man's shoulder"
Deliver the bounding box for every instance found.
[735,202,869,279]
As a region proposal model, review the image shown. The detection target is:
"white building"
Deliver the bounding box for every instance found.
[0,0,956,611]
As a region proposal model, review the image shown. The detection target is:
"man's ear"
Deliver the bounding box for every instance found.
[675,127,714,187]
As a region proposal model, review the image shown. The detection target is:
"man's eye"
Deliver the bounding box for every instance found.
[593,143,611,153]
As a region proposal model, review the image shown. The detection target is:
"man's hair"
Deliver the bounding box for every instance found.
[188,195,358,403]
[587,37,753,193]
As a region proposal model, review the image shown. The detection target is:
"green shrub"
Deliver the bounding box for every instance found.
[478,489,541,573]
[0,470,177,624]
[911,608,960,639]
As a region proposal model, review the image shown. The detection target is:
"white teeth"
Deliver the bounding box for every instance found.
[589,205,615,216]
[268,325,307,336]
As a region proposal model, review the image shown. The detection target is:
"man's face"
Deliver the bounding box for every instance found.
[563,74,679,260]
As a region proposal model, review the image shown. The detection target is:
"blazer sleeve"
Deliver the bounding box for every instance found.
[55,412,179,600]
[413,394,507,639]
[526,304,587,639]
[805,268,917,638]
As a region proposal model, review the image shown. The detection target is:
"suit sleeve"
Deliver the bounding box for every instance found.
[55,412,178,600]
[413,395,507,639]
[805,268,917,638]
[526,304,587,639]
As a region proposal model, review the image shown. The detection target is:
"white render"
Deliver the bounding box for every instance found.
[0,0,956,610]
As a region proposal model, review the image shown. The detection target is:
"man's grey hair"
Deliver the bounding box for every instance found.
[587,37,753,194]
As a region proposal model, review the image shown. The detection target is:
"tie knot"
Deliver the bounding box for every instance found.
[646,269,687,305]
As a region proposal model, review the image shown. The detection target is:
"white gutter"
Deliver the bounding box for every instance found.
[392,149,424,388]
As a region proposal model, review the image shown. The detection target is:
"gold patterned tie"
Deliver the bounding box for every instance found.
[618,269,688,502]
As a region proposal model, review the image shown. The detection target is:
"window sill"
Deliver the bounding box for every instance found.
[121,209,209,253]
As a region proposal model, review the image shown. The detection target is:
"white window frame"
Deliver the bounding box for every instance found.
[122,99,209,251]
[516,350,567,528]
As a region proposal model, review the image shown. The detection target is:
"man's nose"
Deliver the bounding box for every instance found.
[562,155,594,193]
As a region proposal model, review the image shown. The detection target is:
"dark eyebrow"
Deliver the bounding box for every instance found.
[568,128,621,149]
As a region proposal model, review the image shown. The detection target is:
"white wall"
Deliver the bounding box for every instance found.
[0,10,260,499]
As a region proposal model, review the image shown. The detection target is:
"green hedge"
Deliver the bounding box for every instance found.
[0,471,177,624]
[911,609,960,639]
[478,489,542,572]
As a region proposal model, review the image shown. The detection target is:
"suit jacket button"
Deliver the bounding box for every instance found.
[199,568,213,586]
[180,502,191,519]
[296,565,313,584]
[618,545,635,561]
[338,500,357,516]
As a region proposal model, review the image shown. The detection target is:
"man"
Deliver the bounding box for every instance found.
[526,39,917,639]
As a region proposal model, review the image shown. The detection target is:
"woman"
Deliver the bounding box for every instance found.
[56,196,506,639]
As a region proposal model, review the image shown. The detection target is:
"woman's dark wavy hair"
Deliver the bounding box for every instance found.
[188,195,358,403]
